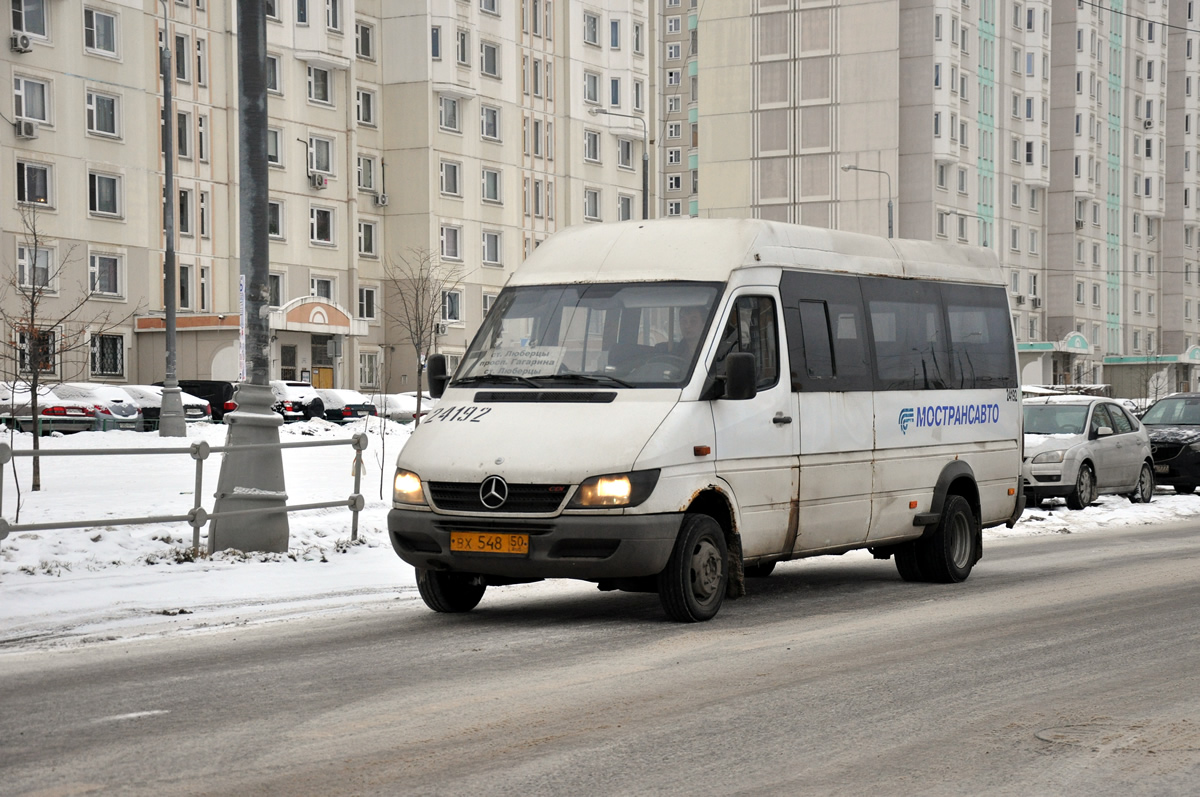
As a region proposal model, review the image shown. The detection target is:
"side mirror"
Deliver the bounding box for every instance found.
[723,352,758,401]
[426,354,449,399]
[1095,425,1114,437]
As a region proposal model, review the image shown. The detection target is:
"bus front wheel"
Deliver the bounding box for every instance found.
[416,568,486,613]
[658,514,728,622]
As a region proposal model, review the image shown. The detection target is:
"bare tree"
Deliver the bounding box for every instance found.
[380,248,467,427]
[0,205,139,493]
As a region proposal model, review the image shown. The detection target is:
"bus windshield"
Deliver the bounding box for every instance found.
[454,282,723,388]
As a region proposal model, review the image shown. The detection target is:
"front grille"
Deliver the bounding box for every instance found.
[431,519,556,534]
[428,482,569,513]
[1152,443,1184,460]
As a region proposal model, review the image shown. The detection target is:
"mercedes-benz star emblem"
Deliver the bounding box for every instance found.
[479,475,509,509]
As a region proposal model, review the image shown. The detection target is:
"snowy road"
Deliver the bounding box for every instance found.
[2,519,1198,796]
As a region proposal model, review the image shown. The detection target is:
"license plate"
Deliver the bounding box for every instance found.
[1155,464,1169,474]
[450,532,529,555]
[357,410,368,416]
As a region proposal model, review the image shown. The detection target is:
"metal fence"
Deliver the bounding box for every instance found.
[0,433,368,550]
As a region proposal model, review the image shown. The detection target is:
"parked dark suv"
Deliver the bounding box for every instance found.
[156,380,238,422]
[1140,393,1200,494]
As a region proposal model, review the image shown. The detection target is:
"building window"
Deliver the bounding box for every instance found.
[309,135,334,174]
[88,172,121,217]
[667,174,681,192]
[359,351,379,388]
[325,0,341,31]
[634,79,644,111]
[481,105,501,140]
[358,220,377,256]
[178,187,193,235]
[482,230,501,265]
[633,21,643,53]
[18,245,52,290]
[584,188,601,220]
[199,265,210,312]
[268,273,284,306]
[440,160,461,196]
[618,138,633,169]
[480,41,500,77]
[439,96,460,131]
[175,33,190,81]
[466,164,495,205]
[199,191,210,238]
[442,290,462,322]
[667,201,682,216]
[86,90,119,137]
[310,206,334,244]
[90,334,123,377]
[265,0,279,19]
[14,76,49,123]
[610,18,621,48]
[456,29,470,64]
[618,194,634,221]
[584,71,600,103]
[583,12,599,45]
[13,0,47,36]
[440,225,462,260]
[357,155,377,192]
[267,128,283,165]
[84,8,118,55]
[310,276,333,299]
[356,21,374,59]
[197,114,208,161]
[178,262,192,309]
[357,89,376,125]
[584,129,600,162]
[195,38,207,85]
[667,148,682,165]
[667,69,681,86]
[267,200,284,238]
[431,26,441,59]
[481,0,498,14]
[177,111,192,158]
[358,286,376,319]
[19,329,55,374]
[266,54,281,93]
[610,77,621,107]
[307,65,332,104]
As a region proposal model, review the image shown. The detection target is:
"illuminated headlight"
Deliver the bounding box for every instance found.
[1189,442,1200,453]
[568,469,660,508]
[1032,450,1066,464]
[393,469,427,505]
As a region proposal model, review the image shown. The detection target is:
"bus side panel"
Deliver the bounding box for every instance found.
[794,391,874,552]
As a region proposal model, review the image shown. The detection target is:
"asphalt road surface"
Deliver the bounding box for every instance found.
[2,520,1199,796]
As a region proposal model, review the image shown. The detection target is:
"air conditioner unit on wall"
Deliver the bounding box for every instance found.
[13,120,38,139]
[10,33,31,53]
[1015,294,1026,305]
[1144,119,1154,130]
[309,172,327,189]
[373,193,389,207]
[1031,297,1043,309]
[1075,219,1085,229]
[435,322,448,336]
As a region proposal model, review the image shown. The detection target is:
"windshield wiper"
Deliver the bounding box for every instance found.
[452,374,542,389]
[536,373,635,388]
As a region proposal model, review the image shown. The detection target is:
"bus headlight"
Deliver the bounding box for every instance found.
[393,469,427,505]
[568,469,660,508]
[1032,450,1066,464]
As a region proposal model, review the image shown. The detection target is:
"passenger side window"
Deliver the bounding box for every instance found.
[1108,404,1135,434]
[1090,404,1113,434]
[780,271,872,392]
[862,278,951,390]
[942,284,1019,389]
[713,295,779,390]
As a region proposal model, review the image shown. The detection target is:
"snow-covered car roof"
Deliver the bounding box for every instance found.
[315,388,372,407]
[121,385,209,409]
[269,381,321,401]
[1022,396,1105,406]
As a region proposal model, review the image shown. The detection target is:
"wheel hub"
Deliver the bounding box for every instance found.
[690,540,723,600]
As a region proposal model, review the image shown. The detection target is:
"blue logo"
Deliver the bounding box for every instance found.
[899,408,914,434]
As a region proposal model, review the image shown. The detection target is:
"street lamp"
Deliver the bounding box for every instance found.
[841,164,893,239]
[589,107,649,220]
[158,0,185,436]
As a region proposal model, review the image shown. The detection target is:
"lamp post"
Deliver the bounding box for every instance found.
[589,107,649,220]
[841,163,893,239]
[158,0,185,436]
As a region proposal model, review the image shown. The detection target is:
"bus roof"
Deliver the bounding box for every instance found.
[510,219,1003,287]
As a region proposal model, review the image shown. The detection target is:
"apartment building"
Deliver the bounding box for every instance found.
[698,0,1200,398]
[2,0,650,394]
[658,0,698,218]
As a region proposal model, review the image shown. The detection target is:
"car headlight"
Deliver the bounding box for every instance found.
[1032,450,1066,464]
[568,469,660,508]
[393,469,427,505]
[1189,442,1200,453]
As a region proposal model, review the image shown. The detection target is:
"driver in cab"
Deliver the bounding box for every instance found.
[660,305,707,358]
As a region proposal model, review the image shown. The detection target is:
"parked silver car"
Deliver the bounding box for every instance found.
[52,383,144,431]
[1022,397,1155,508]
[0,382,98,434]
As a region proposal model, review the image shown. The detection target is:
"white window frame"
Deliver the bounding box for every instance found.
[88,171,122,217]
[482,230,502,266]
[439,95,460,132]
[267,127,283,166]
[440,225,462,260]
[309,135,334,175]
[86,89,119,137]
[307,65,332,104]
[356,20,374,60]
[584,187,601,221]
[268,199,285,239]
[309,205,335,245]
[18,245,54,291]
[357,88,376,125]
[357,219,377,257]
[440,160,462,196]
[357,154,377,192]
[480,104,501,141]
[14,76,50,123]
[480,40,500,77]
[84,7,118,56]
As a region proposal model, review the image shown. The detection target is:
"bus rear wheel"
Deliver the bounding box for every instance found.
[658,514,728,622]
[912,495,978,584]
[416,568,486,613]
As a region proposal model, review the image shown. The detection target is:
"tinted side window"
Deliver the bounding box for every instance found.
[1108,404,1135,433]
[941,283,1019,389]
[779,271,872,392]
[862,277,950,390]
[1090,403,1113,433]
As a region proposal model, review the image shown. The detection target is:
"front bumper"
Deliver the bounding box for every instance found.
[1150,447,1200,487]
[1023,459,1076,501]
[388,508,683,580]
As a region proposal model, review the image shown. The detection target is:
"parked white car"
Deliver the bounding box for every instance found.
[52,384,144,432]
[371,392,438,423]
[269,381,325,422]
[0,382,98,434]
[1022,396,1155,508]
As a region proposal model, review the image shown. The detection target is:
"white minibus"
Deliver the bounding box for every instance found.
[388,219,1024,621]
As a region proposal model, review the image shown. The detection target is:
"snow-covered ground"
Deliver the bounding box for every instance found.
[2,420,1198,650]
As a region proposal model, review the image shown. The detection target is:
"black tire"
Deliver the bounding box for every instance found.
[913,494,978,584]
[658,514,728,622]
[743,560,776,578]
[894,544,927,582]
[304,398,325,420]
[1066,463,1097,510]
[416,568,486,613]
[1128,462,1155,504]
[1175,484,1196,495]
